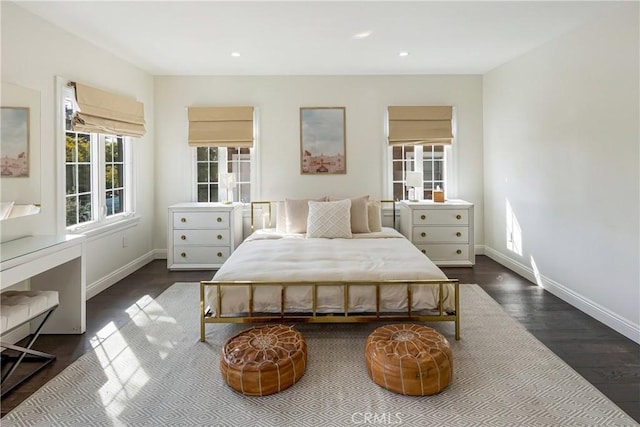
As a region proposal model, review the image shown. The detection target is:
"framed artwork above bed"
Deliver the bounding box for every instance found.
[300,107,346,174]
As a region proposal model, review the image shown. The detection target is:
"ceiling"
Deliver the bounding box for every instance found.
[15,1,624,76]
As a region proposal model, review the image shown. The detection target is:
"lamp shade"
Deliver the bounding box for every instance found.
[405,171,423,188]
[219,173,236,189]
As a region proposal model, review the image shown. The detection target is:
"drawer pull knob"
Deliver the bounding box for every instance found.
[421,249,426,254]
[456,214,462,220]
[217,217,223,223]
[456,249,462,255]
[181,235,186,240]
[456,232,462,237]
[181,217,186,223]
[180,252,187,258]
[420,214,426,220]
[217,235,223,240]
[217,252,223,258]
[421,232,426,237]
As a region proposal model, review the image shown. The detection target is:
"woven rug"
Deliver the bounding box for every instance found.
[3,283,637,426]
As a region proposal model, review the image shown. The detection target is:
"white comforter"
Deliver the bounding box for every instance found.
[205,227,455,315]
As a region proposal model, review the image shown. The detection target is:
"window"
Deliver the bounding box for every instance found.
[387,105,454,201]
[64,87,133,229]
[195,147,252,203]
[196,147,219,203]
[422,145,446,197]
[390,145,448,201]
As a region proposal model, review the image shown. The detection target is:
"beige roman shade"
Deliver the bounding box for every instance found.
[188,106,254,148]
[71,82,146,138]
[388,106,453,146]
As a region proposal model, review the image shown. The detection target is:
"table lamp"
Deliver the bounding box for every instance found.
[219,173,236,204]
[405,171,423,202]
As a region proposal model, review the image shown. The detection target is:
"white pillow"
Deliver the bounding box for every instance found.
[275,201,286,233]
[285,197,327,233]
[367,200,382,232]
[306,199,352,239]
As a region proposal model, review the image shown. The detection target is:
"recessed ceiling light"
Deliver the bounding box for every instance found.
[399,51,409,57]
[353,31,373,39]
[231,52,241,57]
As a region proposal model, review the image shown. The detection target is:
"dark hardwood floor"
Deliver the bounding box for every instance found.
[2,256,639,422]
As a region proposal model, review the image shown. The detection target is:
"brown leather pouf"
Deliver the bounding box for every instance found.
[365,324,453,396]
[220,324,307,396]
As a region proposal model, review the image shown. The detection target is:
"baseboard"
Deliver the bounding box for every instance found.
[86,250,156,299]
[483,246,538,285]
[484,246,640,344]
[154,248,167,260]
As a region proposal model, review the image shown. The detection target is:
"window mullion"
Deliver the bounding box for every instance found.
[219,148,229,203]
[94,134,104,220]
[414,145,424,200]
[74,139,80,225]
[414,145,424,173]
[125,137,133,213]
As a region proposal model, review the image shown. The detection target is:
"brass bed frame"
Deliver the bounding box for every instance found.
[200,201,460,342]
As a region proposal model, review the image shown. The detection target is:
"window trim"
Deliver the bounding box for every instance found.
[192,146,254,204]
[56,77,138,236]
[386,144,455,201]
[384,107,458,200]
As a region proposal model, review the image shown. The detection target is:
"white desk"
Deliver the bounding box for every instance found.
[0,235,86,334]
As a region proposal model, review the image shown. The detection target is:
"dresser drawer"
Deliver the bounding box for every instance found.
[412,209,468,225]
[173,211,230,229]
[412,227,468,244]
[173,246,230,264]
[399,200,474,267]
[173,229,230,245]
[416,244,469,261]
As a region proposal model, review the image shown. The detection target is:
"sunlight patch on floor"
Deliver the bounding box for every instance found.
[126,296,178,356]
[124,294,154,318]
[91,321,150,418]
[87,294,182,418]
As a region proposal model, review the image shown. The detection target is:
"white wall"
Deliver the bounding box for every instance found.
[483,5,640,342]
[1,2,156,294]
[153,75,484,250]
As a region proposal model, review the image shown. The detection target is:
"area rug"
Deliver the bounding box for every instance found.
[3,283,637,426]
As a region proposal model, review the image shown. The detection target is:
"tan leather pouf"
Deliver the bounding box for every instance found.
[220,324,307,396]
[365,324,453,396]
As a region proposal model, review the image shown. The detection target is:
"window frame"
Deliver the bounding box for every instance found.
[388,145,452,201]
[192,146,254,204]
[385,108,457,201]
[56,77,137,236]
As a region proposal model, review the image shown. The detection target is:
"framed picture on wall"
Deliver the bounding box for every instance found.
[300,107,346,174]
[0,107,30,177]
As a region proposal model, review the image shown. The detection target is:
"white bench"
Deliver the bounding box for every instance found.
[1,290,59,397]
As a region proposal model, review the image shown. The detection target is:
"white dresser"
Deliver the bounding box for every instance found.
[167,203,243,270]
[399,200,475,267]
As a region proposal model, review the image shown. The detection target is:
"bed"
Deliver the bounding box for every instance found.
[200,198,460,342]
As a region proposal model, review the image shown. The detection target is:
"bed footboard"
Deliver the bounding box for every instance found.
[200,279,460,342]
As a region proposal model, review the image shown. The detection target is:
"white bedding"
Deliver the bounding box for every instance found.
[205,227,455,315]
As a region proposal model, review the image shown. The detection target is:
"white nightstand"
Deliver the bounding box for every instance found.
[399,200,475,267]
[167,203,243,270]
